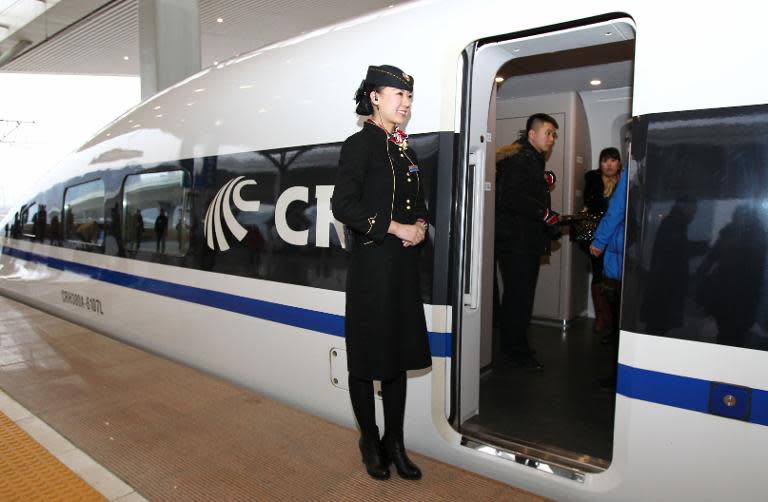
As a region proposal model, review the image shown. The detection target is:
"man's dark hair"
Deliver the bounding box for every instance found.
[525,113,559,134]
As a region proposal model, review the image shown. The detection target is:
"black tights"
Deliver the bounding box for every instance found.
[348,372,406,440]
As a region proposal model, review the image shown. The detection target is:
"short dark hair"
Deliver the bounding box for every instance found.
[599,147,621,163]
[526,113,559,134]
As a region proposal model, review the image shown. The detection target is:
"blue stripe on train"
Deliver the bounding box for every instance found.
[6,244,767,425]
[1,245,453,357]
[618,364,768,427]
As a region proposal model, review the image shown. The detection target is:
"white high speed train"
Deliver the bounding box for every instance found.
[2,1,767,500]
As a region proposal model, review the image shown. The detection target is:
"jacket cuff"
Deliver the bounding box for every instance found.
[591,236,608,250]
[367,214,389,244]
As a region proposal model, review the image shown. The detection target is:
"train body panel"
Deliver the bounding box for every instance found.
[2,1,768,500]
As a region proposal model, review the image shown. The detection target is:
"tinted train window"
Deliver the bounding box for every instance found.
[21,203,36,237]
[195,133,440,301]
[623,105,768,351]
[122,170,190,256]
[63,179,105,245]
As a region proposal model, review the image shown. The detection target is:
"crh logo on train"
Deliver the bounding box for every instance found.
[204,176,345,251]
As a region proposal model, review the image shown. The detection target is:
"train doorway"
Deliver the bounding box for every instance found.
[454,17,636,472]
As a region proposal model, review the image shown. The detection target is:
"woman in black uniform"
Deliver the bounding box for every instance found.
[331,65,431,481]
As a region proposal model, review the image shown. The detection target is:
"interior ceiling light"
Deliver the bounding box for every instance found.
[495,77,504,83]
[590,79,602,86]
[217,18,223,23]
[123,56,129,61]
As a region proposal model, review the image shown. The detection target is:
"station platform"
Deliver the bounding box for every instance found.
[0,295,547,501]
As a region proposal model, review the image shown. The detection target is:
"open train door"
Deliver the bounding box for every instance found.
[453,16,636,475]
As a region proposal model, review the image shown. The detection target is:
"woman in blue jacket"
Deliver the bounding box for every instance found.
[590,169,627,337]
[590,169,627,387]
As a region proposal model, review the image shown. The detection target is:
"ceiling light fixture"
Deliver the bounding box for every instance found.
[123,56,129,61]
[495,77,504,83]
[590,79,602,86]
[217,18,223,23]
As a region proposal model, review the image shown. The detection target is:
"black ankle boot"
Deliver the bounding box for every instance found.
[382,434,422,480]
[358,432,390,480]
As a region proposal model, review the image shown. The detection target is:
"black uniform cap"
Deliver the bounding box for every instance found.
[365,64,414,92]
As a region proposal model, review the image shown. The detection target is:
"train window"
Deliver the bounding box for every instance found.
[623,105,768,352]
[63,179,105,245]
[122,170,190,257]
[21,203,36,237]
[21,202,49,241]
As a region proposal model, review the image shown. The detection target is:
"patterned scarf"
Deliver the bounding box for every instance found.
[367,119,408,149]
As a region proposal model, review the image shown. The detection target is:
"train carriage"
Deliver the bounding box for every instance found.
[2,1,767,500]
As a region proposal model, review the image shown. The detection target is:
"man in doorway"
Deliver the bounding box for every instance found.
[495,113,560,370]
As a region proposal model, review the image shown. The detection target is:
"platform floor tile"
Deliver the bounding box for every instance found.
[0,295,549,501]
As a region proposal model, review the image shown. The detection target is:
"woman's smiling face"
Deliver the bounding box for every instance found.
[371,86,413,131]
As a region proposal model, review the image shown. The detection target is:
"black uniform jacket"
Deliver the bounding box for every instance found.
[331,121,432,380]
[495,139,553,256]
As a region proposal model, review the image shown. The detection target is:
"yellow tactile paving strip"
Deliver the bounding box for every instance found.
[0,411,105,502]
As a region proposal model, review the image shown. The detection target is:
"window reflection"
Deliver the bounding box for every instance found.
[624,106,768,351]
[21,202,36,238]
[63,179,105,245]
[122,170,190,257]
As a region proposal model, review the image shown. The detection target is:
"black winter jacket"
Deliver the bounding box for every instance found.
[495,139,552,255]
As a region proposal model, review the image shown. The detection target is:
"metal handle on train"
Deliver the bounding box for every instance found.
[463,150,484,309]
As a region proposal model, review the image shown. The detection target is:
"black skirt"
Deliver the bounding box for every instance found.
[344,234,432,380]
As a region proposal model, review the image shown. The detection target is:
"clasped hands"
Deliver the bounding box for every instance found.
[389,219,428,247]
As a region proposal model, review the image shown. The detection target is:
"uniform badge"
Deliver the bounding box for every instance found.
[408,165,419,173]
